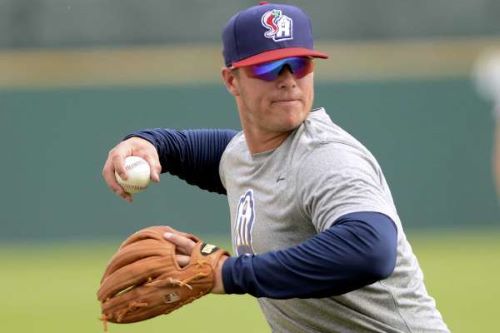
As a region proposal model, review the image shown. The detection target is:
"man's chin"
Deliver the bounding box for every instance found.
[279,116,307,132]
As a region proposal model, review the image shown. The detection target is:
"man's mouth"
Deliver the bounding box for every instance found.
[272,98,300,104]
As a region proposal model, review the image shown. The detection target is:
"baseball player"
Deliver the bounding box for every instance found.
[102,2,449,332]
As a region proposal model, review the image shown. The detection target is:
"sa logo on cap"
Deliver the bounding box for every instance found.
[261,9,293,42]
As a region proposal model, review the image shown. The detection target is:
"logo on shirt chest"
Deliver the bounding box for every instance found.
[234,189,256,256]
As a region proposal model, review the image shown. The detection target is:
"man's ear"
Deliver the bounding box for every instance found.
[221,67,240,96]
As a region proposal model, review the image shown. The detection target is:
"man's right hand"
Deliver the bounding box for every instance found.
[102,137,162,202]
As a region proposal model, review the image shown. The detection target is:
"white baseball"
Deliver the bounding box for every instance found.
[115,156,151,194]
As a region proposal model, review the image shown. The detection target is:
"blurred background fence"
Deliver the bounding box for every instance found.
[1,2,499,331]
[0,0,499,48]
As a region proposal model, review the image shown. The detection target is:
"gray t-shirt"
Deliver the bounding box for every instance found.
[219,108,449,333]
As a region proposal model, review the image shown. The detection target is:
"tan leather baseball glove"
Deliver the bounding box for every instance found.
[97,226,229,329]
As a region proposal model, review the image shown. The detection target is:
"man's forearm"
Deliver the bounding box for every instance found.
[125,128,238,194]
[221,212,398,299]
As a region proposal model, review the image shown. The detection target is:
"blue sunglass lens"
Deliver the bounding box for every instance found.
[248,57,312,81]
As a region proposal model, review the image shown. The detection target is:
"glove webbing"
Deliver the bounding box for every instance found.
[100,266,210,331]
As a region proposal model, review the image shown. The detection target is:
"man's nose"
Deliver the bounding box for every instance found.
[277,65,297,88]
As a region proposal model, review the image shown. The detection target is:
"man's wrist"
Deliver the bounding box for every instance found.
[211,255,229,294]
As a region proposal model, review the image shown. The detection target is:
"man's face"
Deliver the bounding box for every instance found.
[223,58,315,139]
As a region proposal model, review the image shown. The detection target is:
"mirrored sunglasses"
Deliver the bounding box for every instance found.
[245,57,314,81]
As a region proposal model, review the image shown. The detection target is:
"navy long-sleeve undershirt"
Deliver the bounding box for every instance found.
[125,129,398,298]
[125,128,237,194]
[222,212,397,298]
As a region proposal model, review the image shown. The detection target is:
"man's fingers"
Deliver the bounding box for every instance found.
[175,254,191,267]
[142,155,162,183]
[102,157,133,202]
[102,137,160,201]
[164,232,196,255]
[163,226,190,238]
[110,183,133,202]
[119,191,133,202]
[111,152,128,180]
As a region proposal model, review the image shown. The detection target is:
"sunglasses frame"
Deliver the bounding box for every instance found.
[240,57,314,82]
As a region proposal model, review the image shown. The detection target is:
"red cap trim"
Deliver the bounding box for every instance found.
[230,47,328,68]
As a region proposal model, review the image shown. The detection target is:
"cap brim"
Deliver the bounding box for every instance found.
[231,47,328,68]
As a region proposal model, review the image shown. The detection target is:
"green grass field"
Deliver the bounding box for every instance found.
[1,230,499,333]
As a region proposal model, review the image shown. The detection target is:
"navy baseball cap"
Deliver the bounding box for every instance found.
[222,2,328,68]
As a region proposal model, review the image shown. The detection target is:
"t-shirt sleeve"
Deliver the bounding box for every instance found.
[297,143,396,231]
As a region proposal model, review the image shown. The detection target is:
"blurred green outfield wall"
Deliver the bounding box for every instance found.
[1,77,498,241]
[1,0,499,48]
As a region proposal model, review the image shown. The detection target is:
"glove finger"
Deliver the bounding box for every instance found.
[101,267,212,323]
[101,283,187,323]
[101,283,173,323]
[101,238,171,283]
[98,256,179,302]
